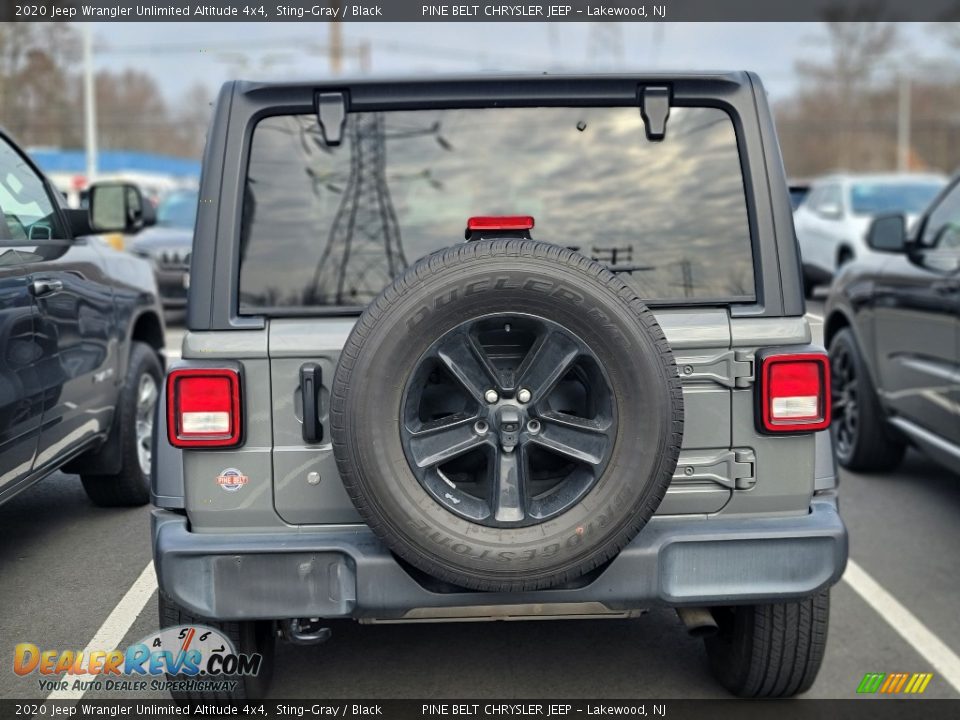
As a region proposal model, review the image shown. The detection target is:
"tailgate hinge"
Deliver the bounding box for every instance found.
[678,349,754,388]
[673,448,757,490]
[315,91,348,146]
[639,85,671,141]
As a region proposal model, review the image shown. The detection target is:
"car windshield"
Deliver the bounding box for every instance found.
[238,105,756,312]
[849,181,943,216]
[157,189,198,228]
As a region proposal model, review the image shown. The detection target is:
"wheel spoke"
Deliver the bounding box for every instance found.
[516,331,581,401]
[436,334,500,402]
[530,412,610,465]
[491,448,526,523]
[406,416,487,469]
[139,378,158,408]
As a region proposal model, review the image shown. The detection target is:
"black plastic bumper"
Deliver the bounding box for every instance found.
[152,495,847,621]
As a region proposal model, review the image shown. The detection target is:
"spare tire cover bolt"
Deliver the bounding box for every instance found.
[517,388,532,403]
[474,420,489,435]
[484,389,499,404]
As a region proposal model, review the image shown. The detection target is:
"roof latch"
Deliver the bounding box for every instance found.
[640,85,671,141]
[315,91,347,147]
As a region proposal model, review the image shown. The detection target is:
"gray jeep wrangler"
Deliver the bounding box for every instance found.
[152,73,847,700]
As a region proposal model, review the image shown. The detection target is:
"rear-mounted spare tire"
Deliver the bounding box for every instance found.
[331,239,683,591]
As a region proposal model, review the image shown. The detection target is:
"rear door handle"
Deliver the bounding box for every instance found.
[30,279,64,296]
[300,362,323,444]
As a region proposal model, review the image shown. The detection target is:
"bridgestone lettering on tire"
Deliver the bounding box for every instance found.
[331,239,684,591]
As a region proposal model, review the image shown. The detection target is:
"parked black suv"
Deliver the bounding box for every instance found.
[826,174,960,473]
[0,130,166,507]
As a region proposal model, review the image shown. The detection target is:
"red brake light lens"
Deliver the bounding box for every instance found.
[466,215,535,231]
[166,368,242,448]
[760,353,830,432]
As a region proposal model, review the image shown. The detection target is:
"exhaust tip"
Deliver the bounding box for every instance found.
[676,607,719,637]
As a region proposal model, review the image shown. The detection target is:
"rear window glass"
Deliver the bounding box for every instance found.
[238,106,754,313]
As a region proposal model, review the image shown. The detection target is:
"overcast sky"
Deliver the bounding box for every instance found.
[87,22,946,103]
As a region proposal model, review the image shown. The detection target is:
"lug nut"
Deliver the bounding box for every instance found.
[526,419,541,434]
[484,389,499,404]
[474,420,489,435]
[517,388,532,403]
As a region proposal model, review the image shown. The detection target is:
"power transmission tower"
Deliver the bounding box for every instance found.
[312,113,408,305]
[679,259,693,298]
[587,23,624,69]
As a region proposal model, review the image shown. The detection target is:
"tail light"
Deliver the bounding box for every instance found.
[166,368,242,448]
[466,215,535,232]
[758,353,830,433]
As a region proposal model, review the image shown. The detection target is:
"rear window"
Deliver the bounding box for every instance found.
[238,106,754,313]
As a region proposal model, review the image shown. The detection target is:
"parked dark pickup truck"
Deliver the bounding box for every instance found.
[0,129,165,508]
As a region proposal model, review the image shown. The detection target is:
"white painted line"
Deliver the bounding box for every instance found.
[843,558,960,693]
[46,562,158,701]
[805,311,824,323]
[163,349,182,359]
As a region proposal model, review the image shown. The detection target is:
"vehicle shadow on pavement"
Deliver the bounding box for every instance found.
[271,611,724,698]
[0,472,145,565]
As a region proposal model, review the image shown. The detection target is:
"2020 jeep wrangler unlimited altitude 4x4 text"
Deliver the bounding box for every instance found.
[152,73,847,699]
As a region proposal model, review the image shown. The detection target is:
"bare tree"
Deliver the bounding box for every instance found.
[793,20,899,169]
[0,23,81,147]
[174,83,215,158]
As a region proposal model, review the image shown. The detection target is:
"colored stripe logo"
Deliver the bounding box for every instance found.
[857,672,933,694]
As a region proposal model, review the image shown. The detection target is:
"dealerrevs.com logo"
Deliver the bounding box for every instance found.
[14,625,262,694]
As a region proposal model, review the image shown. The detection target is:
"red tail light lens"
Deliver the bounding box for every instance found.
[466,215,535,231]
[760,353,830,433]
[166,368,242,448]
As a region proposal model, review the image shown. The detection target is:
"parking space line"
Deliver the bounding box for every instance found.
[844,559,960,693]
[805,311,824,323]
[46,562,158,701]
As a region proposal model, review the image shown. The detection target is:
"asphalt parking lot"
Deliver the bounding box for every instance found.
[2,303,959,701]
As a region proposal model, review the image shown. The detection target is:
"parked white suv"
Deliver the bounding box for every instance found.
[794,172,945,296]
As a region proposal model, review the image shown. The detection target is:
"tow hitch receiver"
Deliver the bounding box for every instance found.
[281,618,332,645]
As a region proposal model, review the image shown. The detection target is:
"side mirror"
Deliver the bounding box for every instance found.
[866,214,908,253]
[88,182,149,234]
[141,199,157,228]
[817,203,842,220]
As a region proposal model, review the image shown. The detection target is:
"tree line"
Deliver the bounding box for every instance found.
[0,23,210,158]
[1,21,959,178]
[776,21,960,177]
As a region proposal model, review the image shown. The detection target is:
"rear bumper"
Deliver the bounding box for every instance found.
[152,495,847,622]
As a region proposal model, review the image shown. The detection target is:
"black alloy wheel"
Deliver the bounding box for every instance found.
[400,313,616,528]
[831,341,858,460]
